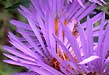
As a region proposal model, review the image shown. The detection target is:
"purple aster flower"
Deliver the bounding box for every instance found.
[3,0,109,75]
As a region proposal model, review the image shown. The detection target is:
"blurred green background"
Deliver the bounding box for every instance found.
[0,0,109,75]
[0,0,30,75]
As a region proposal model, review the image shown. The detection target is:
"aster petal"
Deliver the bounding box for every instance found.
[12,72,39,75]
[3,60,24,66]
[86,16,93,56]
[77,0,85,8]
[77,4,96,21]
[82,12,103,28]
[102,21,109,59]
[3,46,36,61]
[3,53,37,65]
[78,22,87,58]
[10,20,31,30]
[79,55,100,64]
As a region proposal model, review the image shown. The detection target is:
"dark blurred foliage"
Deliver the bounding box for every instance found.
[97,0,109,19]
[0,0,109,75]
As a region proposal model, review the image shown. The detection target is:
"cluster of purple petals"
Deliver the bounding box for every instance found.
[3,0,109,75]
[68,0,106,7]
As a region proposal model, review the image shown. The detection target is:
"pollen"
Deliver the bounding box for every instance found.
[54,18,59,35]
